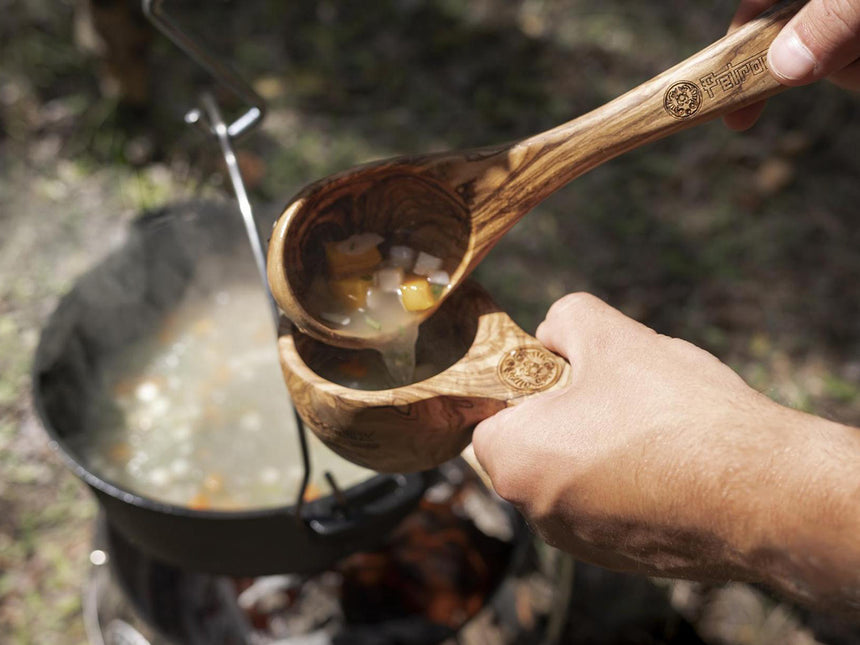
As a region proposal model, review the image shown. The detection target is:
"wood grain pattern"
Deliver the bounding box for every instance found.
[277,282,571,473]
[268,0,805,349]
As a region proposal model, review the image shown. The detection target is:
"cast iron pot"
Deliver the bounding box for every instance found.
[32,201,429,576]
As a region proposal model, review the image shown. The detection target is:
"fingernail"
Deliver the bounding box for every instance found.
[769,31,817,81]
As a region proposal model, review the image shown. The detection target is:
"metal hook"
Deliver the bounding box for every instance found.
[197,94,276,323]
[142,0,265,139]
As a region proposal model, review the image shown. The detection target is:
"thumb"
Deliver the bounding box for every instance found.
[472,384,572,493]
[471,405,518,481]
[768,0,860,86]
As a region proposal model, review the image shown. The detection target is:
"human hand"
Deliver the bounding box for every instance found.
[472,293,860,608]
[725,0,860,130]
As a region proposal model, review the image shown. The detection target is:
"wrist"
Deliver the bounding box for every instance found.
[728,401,860,607]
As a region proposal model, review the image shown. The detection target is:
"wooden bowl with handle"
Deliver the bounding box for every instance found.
[276,281,571,473]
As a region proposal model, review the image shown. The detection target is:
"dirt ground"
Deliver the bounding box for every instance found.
[1,1,858,643]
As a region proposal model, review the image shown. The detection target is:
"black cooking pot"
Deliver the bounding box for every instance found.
[32,200,429,576]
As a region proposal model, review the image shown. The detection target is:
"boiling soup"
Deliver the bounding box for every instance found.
[77,283,373,510]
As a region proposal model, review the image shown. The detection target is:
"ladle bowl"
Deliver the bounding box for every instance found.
[277,281,571,473]
[267,0,805,348]
[268,161,479,349]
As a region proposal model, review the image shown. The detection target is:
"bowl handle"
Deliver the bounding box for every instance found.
[435,308,572,406]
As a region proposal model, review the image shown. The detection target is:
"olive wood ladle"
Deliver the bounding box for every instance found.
[268,0,804,349]
[277,281,570,473]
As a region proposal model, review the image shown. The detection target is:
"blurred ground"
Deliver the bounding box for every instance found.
[1,0,858,643]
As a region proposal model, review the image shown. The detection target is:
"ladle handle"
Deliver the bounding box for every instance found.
[474,0,805,233]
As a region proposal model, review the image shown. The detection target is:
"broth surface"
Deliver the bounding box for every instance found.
[77,283,373,510]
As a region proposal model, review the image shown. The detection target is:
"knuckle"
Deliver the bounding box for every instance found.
[545,292,605,328]
[552,292,603,316]
[540,292,623,359]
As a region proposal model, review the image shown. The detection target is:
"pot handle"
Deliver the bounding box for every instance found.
[303,472,427,538]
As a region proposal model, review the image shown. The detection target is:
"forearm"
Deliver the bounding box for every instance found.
[733,403,860,612]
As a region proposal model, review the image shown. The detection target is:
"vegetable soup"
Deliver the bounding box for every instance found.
[76,282,373,510]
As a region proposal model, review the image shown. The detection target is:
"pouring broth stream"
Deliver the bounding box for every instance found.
[306,233,451,385]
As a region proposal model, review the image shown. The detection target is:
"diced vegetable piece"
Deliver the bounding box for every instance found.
[427,270,450,286]
[338,357,369,378]
[321,311,351,326]
[303,483,322,502]
[135,380,161,402]
[203,472,224,493]
[171,458,190,476]
[325,238,383,279]
[400,278,436,312]
[365,287,384,311]
[329,275,372,309]
[375,267,404,293]
[363,314,382,331]
[149,467,171,487]
[191,317,214,336]
[108,442,132,464]
[413,251,443,276]
[388,245,416,268]
[321,312,350,326]
[188,492,211,510]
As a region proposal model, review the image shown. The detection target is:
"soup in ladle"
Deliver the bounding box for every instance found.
[305,232,452,385]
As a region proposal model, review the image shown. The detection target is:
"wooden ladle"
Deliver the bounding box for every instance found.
[277,281,570,473]
[268,0,804,349]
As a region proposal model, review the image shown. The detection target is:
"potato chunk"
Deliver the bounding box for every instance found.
[330,275,373,309]
[400,277,435,312]
[325,241,382,279]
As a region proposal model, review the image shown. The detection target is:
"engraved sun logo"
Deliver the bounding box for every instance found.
[664,81,702,119]
[497,347,561,392]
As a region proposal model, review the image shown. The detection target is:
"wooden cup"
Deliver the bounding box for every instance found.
[277,282,570,473]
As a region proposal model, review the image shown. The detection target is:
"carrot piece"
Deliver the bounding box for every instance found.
[188,492,211,510]
[303,483,322,502]
[108,442,132,464]
[338,357,369,378]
